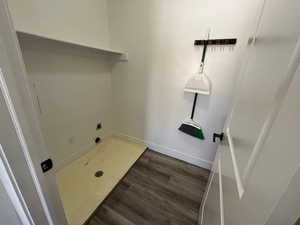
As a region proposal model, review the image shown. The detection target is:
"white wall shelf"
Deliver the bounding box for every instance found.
[7,0,124,57]
[16,31,127,59]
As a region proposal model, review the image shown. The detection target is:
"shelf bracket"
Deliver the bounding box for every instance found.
[119,53,129,62]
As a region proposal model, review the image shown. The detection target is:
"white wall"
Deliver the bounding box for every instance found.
[266,163,300,225]
[7,0,115,170]
[18,34,114,170]
[108,0,261,168]
[9,0,262,169]
[8,0,111,50]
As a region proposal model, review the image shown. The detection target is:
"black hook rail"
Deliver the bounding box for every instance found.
[194,38,237,46]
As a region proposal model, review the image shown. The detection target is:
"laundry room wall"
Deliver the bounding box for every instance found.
[7,0,116,170]
[18,35,114,170]
[108,0,262,168]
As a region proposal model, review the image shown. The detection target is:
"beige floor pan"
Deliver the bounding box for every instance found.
[55,137,146,225]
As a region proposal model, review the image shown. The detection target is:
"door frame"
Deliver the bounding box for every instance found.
[0,0,68,224]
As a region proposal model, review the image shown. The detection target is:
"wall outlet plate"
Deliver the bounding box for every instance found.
[41,159,53,173]
[96,123,102,130]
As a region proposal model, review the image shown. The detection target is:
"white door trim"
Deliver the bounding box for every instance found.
[0,143,33,225]
[199,152,219,225]
[226,128,245,199]
[0,68,55,225]
[0,0,68,224]
[218,158,224,225]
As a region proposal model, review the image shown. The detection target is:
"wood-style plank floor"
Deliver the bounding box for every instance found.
[86,149,210,225]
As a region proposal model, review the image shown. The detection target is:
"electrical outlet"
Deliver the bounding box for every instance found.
[96,122,102,130]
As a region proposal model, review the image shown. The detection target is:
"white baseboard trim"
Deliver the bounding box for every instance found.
[113,133,212,170]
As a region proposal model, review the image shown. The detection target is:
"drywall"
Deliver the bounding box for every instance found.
[9,0,262,170]
[18,34,114,170]
[108,0,261,168]
[7,0,111,50]
[0,180,22,225]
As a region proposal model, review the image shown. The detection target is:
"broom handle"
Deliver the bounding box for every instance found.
[200,41,208,72]
[191,41,208,120]
[191,93,198,119]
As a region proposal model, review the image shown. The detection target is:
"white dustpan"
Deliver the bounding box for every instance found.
[184,63,211,95]
[182,118,202,129]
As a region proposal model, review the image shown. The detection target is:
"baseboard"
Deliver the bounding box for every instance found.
[54,133,213,172]
[113,133,212,170]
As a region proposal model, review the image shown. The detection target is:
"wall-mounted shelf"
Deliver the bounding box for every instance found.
[16,31,128,60]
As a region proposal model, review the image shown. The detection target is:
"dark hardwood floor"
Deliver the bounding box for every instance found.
[86,149,210,225]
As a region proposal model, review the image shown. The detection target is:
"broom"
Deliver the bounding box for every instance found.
[178,93,205,139]
[179,33,211,140]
